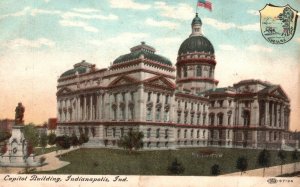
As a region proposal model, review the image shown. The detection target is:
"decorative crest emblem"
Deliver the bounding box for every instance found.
[260,4,298,44]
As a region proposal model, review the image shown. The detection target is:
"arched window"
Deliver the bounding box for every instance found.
[156,108,161,121]
[243,110,250,126]
[184,129,187,138]
[165,129,169,139]
[156,129,160,138]
[196,65,202,76]
[146,108,152,121]
[183,66,188,77]
[217,113,223,125]
[209,113,215,126]
[147,128,151,138]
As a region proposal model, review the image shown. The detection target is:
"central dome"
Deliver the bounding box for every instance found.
[178,13,215,56]
[178,36,214,55]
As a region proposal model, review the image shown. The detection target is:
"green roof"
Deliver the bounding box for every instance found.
[60,66,87,77]
[113,42,173,66]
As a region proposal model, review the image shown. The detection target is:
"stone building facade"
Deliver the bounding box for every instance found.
[56,14,297,150]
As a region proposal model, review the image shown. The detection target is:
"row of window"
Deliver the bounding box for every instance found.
[147,92,169,104]
[177,101,206,111]
[179,65,213,78]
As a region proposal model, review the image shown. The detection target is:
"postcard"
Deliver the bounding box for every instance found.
[0,0,299,187]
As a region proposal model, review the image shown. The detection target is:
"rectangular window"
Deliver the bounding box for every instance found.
[147,92,151,102]
[147,128,151,138]
[165,95,169,104]
[120,128,124,137]
[156,129,160,138]
[157,93,160,103]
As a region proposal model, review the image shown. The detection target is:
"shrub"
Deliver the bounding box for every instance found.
[211,164,221,176]
[167,158,185,175]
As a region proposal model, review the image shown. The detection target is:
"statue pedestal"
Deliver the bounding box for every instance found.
[0,125,41,167]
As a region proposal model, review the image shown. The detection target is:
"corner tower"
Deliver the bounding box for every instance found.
[176,13,218,94]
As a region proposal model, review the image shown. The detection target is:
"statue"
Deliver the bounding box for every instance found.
[15,102,25,124]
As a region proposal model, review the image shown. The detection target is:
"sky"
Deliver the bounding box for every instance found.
[0,0,299,130]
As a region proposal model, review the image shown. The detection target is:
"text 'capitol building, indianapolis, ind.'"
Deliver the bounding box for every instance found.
[55,13,298,150]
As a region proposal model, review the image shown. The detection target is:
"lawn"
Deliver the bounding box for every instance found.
[34,147,299,176]
[34,146,60,156]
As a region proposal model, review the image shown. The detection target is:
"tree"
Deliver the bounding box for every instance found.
[23,124,39,152]
[48,133,56,145]
[236,156,248,175]
[258,149,271,177]
[167,158,185,175]
[277,150,287,175]
[292,149,299,173]
[118,130,144,153]
[0,131,11,142]
[78,133,89,145]
[211,164,221,176]
[55,135,71,149]
[39,132,48,154]
[70,133,79,147]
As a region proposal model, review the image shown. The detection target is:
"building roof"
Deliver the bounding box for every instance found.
[60,60,95,78]
[178,36,215,55]
[191,13,202,26]
[113,42,172,66]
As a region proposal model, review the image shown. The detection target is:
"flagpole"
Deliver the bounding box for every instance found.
[195,0,198,14]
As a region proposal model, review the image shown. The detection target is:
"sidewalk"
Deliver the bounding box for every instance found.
[0,147,79,174]
[222,161,300,177]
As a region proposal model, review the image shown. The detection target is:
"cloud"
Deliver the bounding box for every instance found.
[247,9,259,16]
[246,45,273,52]
[203,17,259,31]
[0,6,30,20]
[3,38,55,49]
[59,19,98,32]
[109,0,151,10]
[145,18,178,29]
[72,8,100,13]
[61,12,118,20]
[219,44,236,51]
[154,1,193,20]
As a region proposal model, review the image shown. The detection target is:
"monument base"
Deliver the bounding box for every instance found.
[0,125,41,167]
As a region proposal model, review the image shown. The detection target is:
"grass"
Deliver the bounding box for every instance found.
[33,147,299,176]
[34,146,60,156]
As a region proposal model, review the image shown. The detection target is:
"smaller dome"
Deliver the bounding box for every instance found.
[60,60,92,77]
[191,13,202,26]
[113,42,172,66]
[178,36,215,55]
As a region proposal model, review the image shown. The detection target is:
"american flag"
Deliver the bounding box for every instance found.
[197,0,212,11]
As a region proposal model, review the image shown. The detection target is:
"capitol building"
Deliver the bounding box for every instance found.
[56,14,297,150]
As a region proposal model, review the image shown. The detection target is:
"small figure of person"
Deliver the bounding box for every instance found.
[15,102,25,124]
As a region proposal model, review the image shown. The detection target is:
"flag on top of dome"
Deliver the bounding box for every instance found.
[197,0,212,11]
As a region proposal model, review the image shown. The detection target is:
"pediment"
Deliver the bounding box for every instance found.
[57,87,73,96]
[108,75,138,87]
[270,86,289,100]
[144,75,175,89]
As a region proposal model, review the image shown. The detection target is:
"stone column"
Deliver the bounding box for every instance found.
[125,92,129,121]
[280,104,284,128]
[265,100,269,126]
[90,95,93,121]
[83,95,87,121]
[137,86,144,121]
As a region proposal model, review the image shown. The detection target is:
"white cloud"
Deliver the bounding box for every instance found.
[109,0,151,10]
[44,0,51,3]
[246,45,273,52]
[154,1,193,20]
[72,8,100,13]
[145,18,178,29]
[30,8,61,16]
[0,6,30,20]
[59,19,98,32]
[3,38,55,49]
[203,17,259,31]
[61,12,118,20]
[203,18,236,30]
[247,9,259,16]
[219,44,236,51]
